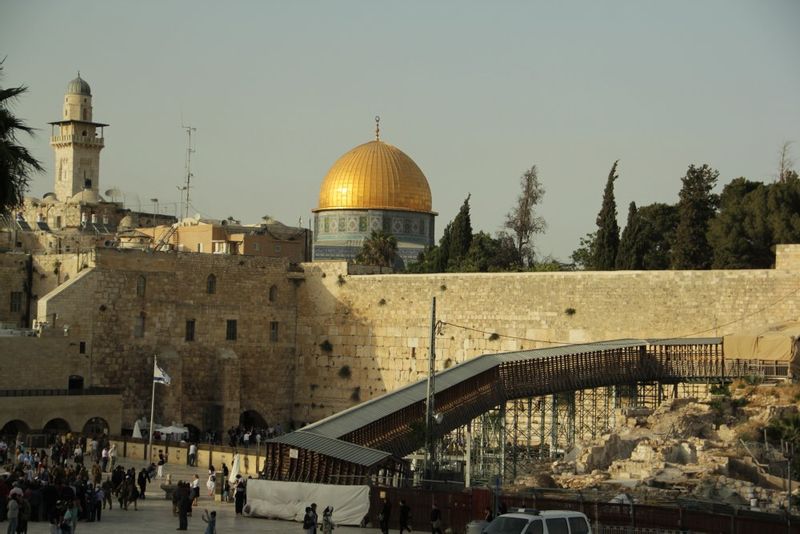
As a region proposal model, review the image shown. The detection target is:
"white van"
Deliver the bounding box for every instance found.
[482,509,592,534]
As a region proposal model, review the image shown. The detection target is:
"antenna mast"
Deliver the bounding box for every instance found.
[181,124,196,219]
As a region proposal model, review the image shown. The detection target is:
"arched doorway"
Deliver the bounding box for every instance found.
[185,423,202,442]
[1,419,30,438]
[43,418,71,434]
[83,417,109,436]
[239,410,267,429]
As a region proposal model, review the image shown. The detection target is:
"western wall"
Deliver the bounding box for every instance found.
[6,244,800,434]
[292,245,800,423]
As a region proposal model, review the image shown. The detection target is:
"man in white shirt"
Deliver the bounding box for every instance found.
[189,443,197,467]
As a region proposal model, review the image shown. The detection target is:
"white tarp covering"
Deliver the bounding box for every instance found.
[244,479,370,526]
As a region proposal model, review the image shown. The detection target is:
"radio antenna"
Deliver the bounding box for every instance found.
[180,123,196,220]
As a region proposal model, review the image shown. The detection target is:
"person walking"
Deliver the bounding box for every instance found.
[191,475,201,506]
[430,503,443,534]
[379,498,391,534]
[188,443,197,467]
[6,494,18,534]
[202,509,216,534]
[206,467,217,497]
[108,443,117,471]
[303,503,318,534]
[321,506,334,534]
[157,450,166,479]
[138,467,150,500]
[399,499,411,533]
[177,482,191,530]
[302,506,315,534]
[234,475,246,515]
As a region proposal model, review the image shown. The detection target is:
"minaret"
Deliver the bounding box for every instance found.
[49,74,108,201]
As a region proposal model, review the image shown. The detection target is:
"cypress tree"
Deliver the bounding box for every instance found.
[591,160,620,270]
[447,194,473,270]
[616,202,643,269]
[672,164,719,269]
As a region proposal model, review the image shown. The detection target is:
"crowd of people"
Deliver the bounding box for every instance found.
[224,424,285,448]
[0,432,145,533]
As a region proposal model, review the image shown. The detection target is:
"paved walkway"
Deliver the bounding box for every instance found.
[22,457,385,533]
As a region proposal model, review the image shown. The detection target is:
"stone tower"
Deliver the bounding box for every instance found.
[49,74,108,201]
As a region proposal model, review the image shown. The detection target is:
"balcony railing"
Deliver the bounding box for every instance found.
[50,135,105,147]
[0,387,120,397]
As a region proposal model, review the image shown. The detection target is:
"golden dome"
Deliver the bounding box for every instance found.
[316,140,433,213]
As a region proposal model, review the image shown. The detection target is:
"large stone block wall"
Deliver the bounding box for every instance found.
[0,394,122,434]
[292,259,800,423]
[37,249,300,432]
[0,253,28,327]
[20,244,800,434]
[0,335,86,389]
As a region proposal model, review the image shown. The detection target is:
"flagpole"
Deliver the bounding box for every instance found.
[148,355,157,464]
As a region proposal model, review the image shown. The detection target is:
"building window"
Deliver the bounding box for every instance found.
[269,321,279,342]
[134,312,146,338]
[56,216,62,228]
[79,341,86,354]
[196,243,203,253]
[206,274,216,294]
[136,275,146,297]
[185,319,195,342]
[10,291,22,312]
[268,285,278,303]
[226,320,237,341]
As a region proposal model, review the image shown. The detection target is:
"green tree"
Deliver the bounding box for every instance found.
[616,202,644,269]
[570,232,596,270]
[446,195,473,270]
[591,160,621,270]
[354,230,398,268]
[460,232,522,272]
[767,176,800,245]
[671,164,719,269]
[708,178,772,268]
[504,166,546,266]
[0,62,43,213]
[636,203,678,269]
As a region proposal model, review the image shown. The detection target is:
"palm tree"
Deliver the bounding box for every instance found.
[0,61,43,214]
[355,230,398,268]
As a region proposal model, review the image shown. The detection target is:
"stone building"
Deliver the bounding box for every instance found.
[30,249,301,434]
[136,216,310,261]
[1,74,175,255]
[1,245,799,437]
[312,122,436,266]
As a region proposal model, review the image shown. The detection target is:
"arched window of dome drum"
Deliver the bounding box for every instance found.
[206,274,217,294]
[136,275,146,297]
[268,285,278,303]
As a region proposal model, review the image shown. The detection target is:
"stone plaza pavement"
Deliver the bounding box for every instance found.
[21,457,386,534]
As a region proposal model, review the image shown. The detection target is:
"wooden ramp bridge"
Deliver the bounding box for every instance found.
[263,337,789,485]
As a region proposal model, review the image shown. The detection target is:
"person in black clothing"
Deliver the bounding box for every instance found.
[430,503,443,534]
[138,467,150,499]
[177,481,191,530]
[398,499,412,533]
[379,498,391,534]
[234,475,246,515]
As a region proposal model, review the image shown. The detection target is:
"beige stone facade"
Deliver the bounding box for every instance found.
[1,245,793,436]
[137,219,310,261]
[35,249,300,433]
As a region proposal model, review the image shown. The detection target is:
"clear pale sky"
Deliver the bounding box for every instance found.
[2,1,798,261]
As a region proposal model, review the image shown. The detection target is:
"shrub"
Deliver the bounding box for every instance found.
[338,365,352,379]
[319,340,333,353]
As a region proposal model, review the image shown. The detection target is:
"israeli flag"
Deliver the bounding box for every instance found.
[153,360,171,385]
